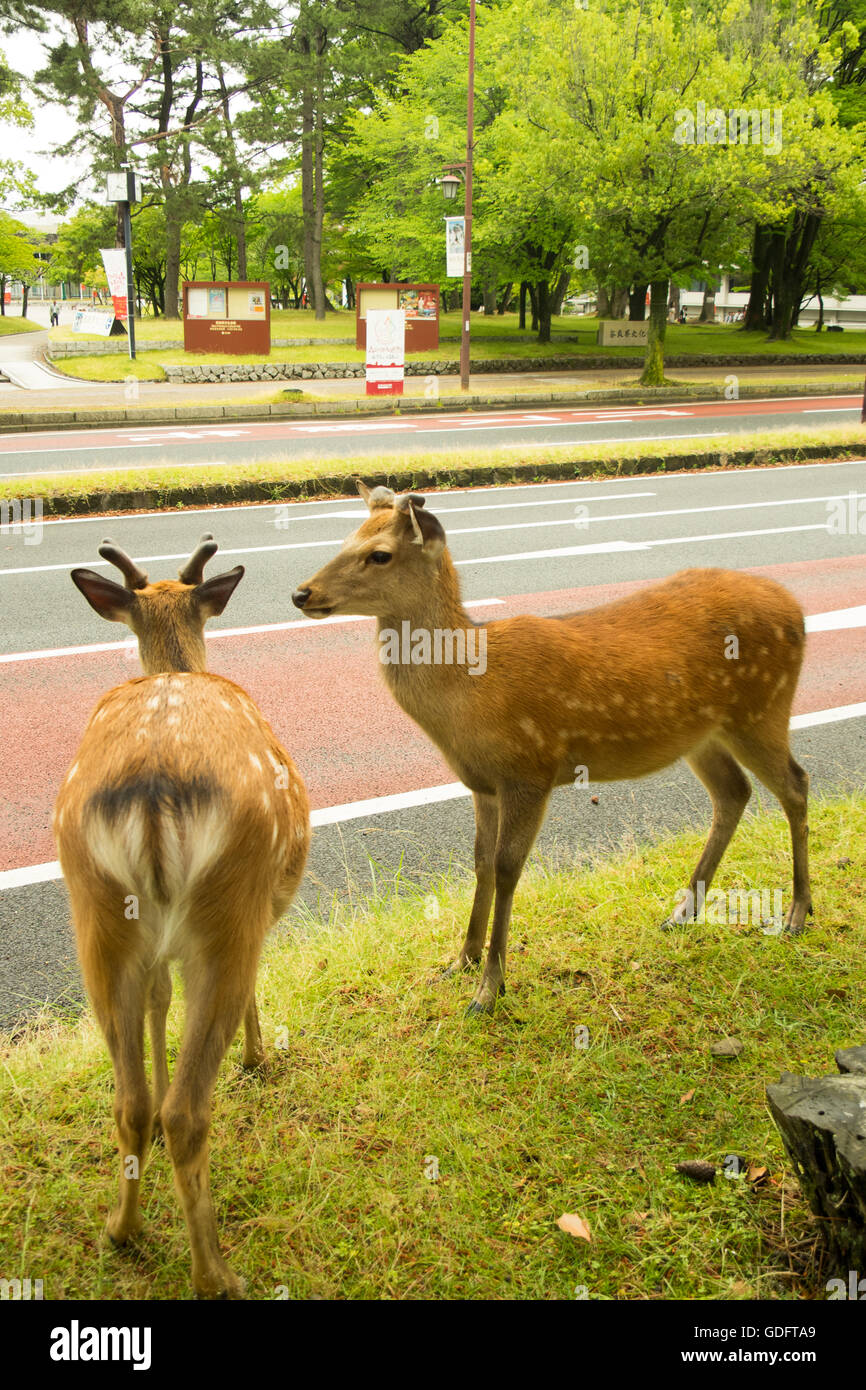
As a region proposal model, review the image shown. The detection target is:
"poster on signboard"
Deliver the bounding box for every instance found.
[365,308,405,396]
[445,216,465,277]
[71,308,117,337]
[187,287,209,318]
[208,287,226,317]
[248,290,266,315]
[99,247,128,319]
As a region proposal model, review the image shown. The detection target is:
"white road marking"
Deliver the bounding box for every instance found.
[0,598,504,664]
[5,696,865,893]
[1,491,861,577]
[2,597,864,667]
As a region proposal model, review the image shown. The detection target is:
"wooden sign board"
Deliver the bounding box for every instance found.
[356,283,439,352]
[183,281,270,355]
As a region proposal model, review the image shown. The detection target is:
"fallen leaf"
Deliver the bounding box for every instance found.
[557,1213,592,1241]
[747,1163,768,1185]
[679,1088,696,1106]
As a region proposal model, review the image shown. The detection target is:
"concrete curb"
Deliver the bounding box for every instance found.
[27,441,865,517]
[0,379,858,434]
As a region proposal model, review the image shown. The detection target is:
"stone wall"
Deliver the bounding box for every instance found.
[159,352,866,383]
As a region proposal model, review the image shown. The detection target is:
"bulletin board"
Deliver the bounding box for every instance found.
[356,283,439,352]
[182,281,271,355]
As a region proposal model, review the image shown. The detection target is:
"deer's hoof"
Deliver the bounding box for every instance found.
[466,999,494,1016]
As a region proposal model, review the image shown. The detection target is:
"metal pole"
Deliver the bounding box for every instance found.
[460,0,476,392]
[121,200,136,362]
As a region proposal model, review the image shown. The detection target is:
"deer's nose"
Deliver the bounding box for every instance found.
[292,587,311,610]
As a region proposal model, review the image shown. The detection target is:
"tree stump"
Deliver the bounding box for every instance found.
[767,1045,866,1273]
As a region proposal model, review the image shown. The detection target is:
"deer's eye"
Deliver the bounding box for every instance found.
[367,550,392,565]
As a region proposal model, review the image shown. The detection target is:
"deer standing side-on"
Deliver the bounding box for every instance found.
[292,482,811,1014]
[54,534,310,1298]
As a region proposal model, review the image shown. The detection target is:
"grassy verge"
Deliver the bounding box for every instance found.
[3,423,863,513]
[0,316,43,337]
[1,796,862,1300]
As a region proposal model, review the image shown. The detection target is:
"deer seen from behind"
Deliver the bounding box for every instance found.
[54,534,310,1298]
[292,481,811,1013]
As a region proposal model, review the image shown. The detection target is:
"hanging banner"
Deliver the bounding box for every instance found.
[365,308,405,396]
[445,217,465,278]
[100,247,128,319]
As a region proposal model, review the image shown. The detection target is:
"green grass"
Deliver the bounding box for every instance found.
[47,315,866,382]
[0,316,42,336]
[2,422,862,511]
[1,796,862,1300]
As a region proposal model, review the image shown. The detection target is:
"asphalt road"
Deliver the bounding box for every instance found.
[0,393,861,478]
[1,457,865,1028]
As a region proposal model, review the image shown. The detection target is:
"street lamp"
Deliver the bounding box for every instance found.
[440,0,475,392]
[105,168,141,361]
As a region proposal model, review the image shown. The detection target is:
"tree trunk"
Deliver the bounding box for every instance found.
[518,281,528,329]
[482,279,496,314]
[536,278,552,343]
[742,224,772,331]
[0,276,5,315]
[640,279,670,386]
[628,282,648,321]
[767,1045,866,1279]
[163,199,182,319]
[497,282,513,314]
[815,275,824,331]
[551,267,571,318]
[21,284,28,317]
[528,282,538,333]
[668,282,681,322]
[697,280,716,323]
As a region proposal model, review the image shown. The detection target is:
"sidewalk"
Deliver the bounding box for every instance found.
[0,360,863,426]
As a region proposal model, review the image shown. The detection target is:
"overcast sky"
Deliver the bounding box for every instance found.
[2,27,117,212]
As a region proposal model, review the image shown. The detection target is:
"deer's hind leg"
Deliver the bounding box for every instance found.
[663,740,752,927]
[720,727,811,935]
[147,961,172,1138]
[159,903,268,1299]
[82,947,152,1246]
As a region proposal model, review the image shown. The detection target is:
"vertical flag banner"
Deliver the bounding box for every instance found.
[100,248,129,319]
[445,217,465,278]
[365,309,405,396]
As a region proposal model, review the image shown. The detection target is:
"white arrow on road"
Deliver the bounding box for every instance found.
[118,428,251,441]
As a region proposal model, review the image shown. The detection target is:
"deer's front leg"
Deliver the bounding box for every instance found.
[442,791,499,976]
[468,784,549,1015]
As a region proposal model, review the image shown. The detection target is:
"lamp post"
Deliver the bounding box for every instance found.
[440,0,475,392]
[105,168,141,361]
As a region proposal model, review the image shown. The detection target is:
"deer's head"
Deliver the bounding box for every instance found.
[71,533,244,675]
[292,481,448,620]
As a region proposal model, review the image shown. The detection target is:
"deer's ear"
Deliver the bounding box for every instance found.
[357,479,395,512]
[71,569,137,624]
[400,503,446,557]
[193,565,244,619]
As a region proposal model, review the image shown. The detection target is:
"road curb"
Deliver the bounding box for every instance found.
[25,441,865,517]
[0,379,859,433]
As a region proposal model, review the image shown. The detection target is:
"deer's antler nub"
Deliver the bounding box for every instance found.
[178,533,219,586]
[98,539,149,590]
